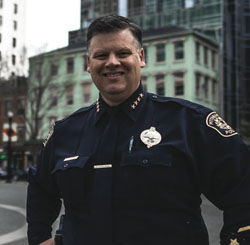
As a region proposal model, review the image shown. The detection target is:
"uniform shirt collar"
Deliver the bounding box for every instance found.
[94,83,146,125]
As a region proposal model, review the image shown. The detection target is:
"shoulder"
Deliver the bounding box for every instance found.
[147,92,212,115]
[56,103,95,127]
[43,103,95,147]
[147,93,238,138]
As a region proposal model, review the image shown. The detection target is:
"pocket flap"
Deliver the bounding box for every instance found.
[121,149,172,167]
[51,155,90,174]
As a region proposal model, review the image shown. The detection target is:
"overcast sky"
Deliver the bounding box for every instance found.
[25,0,81,57]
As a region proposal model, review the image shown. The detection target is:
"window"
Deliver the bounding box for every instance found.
[82,83,91,104]
[212,50,216,69]
[5,101,12,116]
[36,117,42,139]
[185,0,194,8]
[156,43,165,62]
[155,74,165,96]
[12,55,16,65]
[204,46,208,66]
[17,99,25,116]
[141,76,147,91]
[82,55,88,72]
[0,16,2,26]
[35,62,42,80]
[50,63,58,76]
[66,57,74,74]
[65,84,74,105]
[173,72,184,96]
[0,0,3,8]
[246,16,250,34]
[13,21,17,30]
[12,38,16,48]
[50,86,58,107]
[212,79,217,104]
[204,76,209,100]
[17,125,25,141]
[195,42,200,63]
[14,3,18,14]
[174,41,184,60]
[195,73,202,98]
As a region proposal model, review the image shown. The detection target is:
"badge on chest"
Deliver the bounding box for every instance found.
[140,127,162,148]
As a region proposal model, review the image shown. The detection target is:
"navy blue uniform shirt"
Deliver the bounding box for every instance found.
[27,84,250,245]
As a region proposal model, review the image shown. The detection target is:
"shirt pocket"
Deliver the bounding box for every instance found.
[119,149,173,205]
[121,149,172,167]
[51,156,90,207]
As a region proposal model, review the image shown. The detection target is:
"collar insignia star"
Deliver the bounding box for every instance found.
[230,238,239,245]
[96,99,100,112]
[131,93,144,110]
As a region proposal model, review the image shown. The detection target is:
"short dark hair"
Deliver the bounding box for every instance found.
[87,14,143,53]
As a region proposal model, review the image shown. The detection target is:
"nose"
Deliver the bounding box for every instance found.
[105,53,121,68]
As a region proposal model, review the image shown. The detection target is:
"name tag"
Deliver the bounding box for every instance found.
[93,164,112,169]
[63,156,79,161]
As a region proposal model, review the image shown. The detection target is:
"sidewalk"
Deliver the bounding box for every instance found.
[0,181,28,245]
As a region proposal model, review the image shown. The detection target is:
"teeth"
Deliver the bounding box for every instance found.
[105,72,123,77]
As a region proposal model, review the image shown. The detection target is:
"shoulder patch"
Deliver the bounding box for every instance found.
[43,122,55,147]
[206,112,238,137]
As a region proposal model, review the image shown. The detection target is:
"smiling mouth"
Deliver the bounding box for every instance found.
[104,72,124,77]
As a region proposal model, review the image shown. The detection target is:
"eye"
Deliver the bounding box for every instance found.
[94,53,108,59]
[117,52,131,58]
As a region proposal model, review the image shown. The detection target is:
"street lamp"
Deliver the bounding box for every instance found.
[6,111,14,183]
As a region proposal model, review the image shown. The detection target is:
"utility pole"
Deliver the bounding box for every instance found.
[6,111,13,183]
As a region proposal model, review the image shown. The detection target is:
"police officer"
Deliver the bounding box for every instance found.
[27,15,250,245]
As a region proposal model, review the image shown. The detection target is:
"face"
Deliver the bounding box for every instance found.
[87,29,145,106]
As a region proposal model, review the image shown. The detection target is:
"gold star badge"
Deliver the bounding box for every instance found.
[230,238,239,245]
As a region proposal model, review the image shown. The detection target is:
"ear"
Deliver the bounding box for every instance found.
[86,54,91,73]
[139,48,146,68]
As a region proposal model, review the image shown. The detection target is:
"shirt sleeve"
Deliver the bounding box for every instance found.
[194,110,250,244]
[26,127,62,245]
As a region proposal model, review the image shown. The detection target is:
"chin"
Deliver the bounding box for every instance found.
[105,84,127,95]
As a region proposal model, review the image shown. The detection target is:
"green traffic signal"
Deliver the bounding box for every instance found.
[0,154,7,159]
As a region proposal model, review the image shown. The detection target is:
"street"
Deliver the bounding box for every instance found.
[0,181,223,245]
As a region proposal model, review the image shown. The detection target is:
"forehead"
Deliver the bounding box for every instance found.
[89,29,137,52]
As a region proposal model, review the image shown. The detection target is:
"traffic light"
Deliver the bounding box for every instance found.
[0,154,7,160]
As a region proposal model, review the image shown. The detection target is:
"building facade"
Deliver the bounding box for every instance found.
[29,27,220,139]
[70,0,222,50]
[223,0,250,144]
[0,77,27,172]
[0,0,27,79]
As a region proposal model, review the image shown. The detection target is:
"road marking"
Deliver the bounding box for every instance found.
[0,203,27,245]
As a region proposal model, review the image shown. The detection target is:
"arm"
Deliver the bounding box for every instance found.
[39,238,55,245]
[194,111,250,244]
[27,127,62,245]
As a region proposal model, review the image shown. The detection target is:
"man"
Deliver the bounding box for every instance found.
[27,15,250,245]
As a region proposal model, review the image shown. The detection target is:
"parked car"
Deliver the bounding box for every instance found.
[0,169,7,179]
[14,168,29,181]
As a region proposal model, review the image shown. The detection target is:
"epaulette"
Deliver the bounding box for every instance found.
[148,92,211,114]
